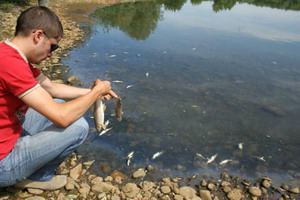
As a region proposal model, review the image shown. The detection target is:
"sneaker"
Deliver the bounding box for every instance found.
[14,175,67,190]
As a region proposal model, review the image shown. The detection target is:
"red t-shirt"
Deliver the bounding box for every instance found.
[0,42,41,161]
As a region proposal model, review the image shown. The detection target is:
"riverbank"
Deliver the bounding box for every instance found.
[0,1,299,200]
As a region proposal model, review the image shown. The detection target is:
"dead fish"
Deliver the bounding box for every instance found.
[206,154,217,164]
[99,127,112,136]
[145,72,149,77]
[238,143,243,150]
[109,55,116,58]
[126,85,134,89]
[152,151,164,160]
[196,153,206,160]
[126,151,134,166]
[93,98,106,132]
[219,159,233,165]
[112,80,124,83]
[114,97,123,122]
[255,156,266,162]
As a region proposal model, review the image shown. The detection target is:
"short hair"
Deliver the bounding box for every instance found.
[15,6,63,39]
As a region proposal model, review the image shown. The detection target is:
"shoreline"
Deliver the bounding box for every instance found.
[0,1,299,200]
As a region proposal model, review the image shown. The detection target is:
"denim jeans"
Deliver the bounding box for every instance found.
[0,100,89,187]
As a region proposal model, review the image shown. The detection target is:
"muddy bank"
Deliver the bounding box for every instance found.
[0,1,299,200]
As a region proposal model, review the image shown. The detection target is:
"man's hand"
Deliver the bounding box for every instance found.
[92,79,118,100]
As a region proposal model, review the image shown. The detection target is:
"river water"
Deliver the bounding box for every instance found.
[62,0,300,184]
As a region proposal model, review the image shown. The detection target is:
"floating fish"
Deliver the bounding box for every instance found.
[192,48,196,51]
[206,154,217,164]
[99,127,112,136]
[114,97,123,122]
[152,151,164,160]
[238,143,243,150]
[145,72,149,78]
[256,156,266,162]
[219,159,233,165]
[109,55,116,58]
[93,98,106,132]
[112,80,124,83]
[126,85,134,89]
[126,151,134,166]
[196,153,206,160]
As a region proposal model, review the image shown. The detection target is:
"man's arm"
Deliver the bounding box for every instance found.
[40,76,91,99]
[21,79,116,127]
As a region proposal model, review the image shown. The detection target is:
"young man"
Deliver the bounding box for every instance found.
[0,6,117,189]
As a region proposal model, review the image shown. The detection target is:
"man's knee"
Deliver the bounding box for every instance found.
[72,117,89,141]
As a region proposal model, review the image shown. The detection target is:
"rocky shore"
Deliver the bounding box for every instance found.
[0,1,299,200]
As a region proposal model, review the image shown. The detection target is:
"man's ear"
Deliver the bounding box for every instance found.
[32,30,44,44]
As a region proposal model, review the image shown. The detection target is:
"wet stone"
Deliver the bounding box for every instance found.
[262,179,271,188]
[201,180,208,187]
[248,186,262,197]
[281,184,289,191]
[132,169,146,179]
[207,183,216,190]
[199,189,212,200]
[288,187,299,194]
[227,188,243,200]
[161,185,171,194]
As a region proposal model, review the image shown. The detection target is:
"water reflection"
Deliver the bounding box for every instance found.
[92,1,162,40]
[92,0,300,42]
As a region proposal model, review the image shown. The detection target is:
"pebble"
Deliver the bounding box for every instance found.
[161,186,171,194]
[201,180,208,187]
[79,183,90,198]
[122,183,140,198]
[69,163,82,181]
[91,176,103,185]
[223,186,232,193]
[132,169,146,179]
[207,183,216,190]
[289,187,299,194]
[199,190,212,200]
[179,186,197,199]
[221,181,231,187]
[248,186,262,197]
[262,179,271,188]
[227,188,243,200]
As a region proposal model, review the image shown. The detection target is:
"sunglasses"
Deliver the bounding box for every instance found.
[42,31,59,52]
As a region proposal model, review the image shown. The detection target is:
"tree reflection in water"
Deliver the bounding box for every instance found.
[92,0,300,41]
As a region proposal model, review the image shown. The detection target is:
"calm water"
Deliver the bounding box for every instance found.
[62,0,300,183]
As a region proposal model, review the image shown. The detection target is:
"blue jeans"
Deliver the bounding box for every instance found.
[0,100,89,187]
